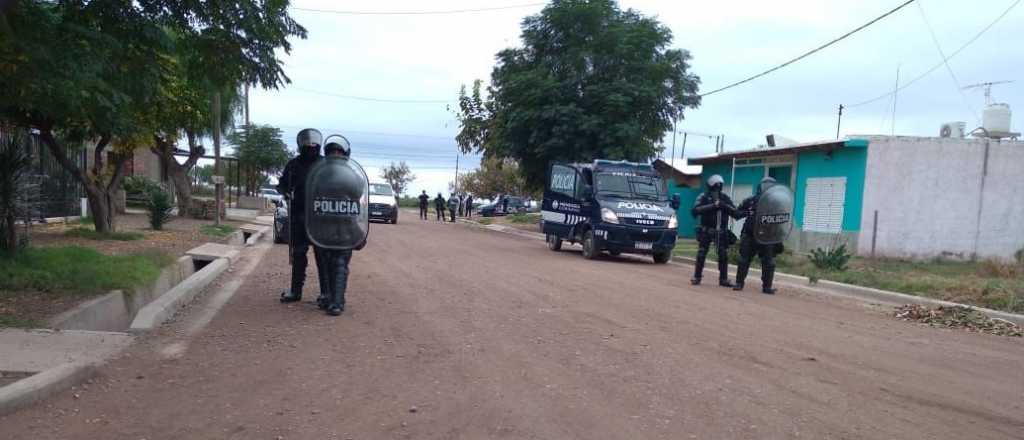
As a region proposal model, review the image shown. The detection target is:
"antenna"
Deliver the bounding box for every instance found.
[962,80,1014,105]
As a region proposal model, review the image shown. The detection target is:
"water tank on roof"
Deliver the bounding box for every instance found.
[982,103,1012,137]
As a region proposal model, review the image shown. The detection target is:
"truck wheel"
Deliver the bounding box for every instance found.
[390,213,398,224]
[546,234,562,251]
[581,230,599,260]
[608,250,621,256]
[653,251,671,264]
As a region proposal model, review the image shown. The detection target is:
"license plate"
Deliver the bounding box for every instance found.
[635,242,653,250]
[372,211,383,216]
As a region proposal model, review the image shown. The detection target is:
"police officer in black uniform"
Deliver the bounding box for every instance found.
[278,128,325,305]
[732,177,780,294]
[418,190,430,220]
[312,139,364,316]
[690,174,736,287]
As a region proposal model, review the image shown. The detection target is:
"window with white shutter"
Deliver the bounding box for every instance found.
[803,177,846,233]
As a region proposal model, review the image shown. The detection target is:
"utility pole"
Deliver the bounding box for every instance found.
[454,154,460,194]
[891,65,900,136]
[836,104,844,139]
[244,84,250,126]
[213,91,223,226]
[680,132,688,161]
[670,119,677,169]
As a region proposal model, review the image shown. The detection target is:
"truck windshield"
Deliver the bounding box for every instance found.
[594,173,665,200]
[370,184,394,196]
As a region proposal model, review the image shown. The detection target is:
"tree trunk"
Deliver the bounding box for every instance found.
[152,133,202,217]
[38,129,120,233]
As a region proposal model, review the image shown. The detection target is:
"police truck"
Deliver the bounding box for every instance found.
[542,160,681,263]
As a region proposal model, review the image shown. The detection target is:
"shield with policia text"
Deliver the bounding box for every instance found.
[304,156,370,250]
[753,184,794,245]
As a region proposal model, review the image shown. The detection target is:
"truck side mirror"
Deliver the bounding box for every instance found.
[670,194,681,210]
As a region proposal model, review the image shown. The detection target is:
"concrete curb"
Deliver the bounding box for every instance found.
[241,225,270,246]
[129,257,230,332]
[459,218,1024,326]
[0,360,99,416]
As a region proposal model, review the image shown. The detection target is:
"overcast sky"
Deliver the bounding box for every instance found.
[247,0,1024,195]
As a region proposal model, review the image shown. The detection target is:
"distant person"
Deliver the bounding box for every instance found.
[502,196,510,214]
[434,193,446,221]
[418,190,429,220]
[464,194,474,218]
[457,193,465,217]
[448,193,460,223]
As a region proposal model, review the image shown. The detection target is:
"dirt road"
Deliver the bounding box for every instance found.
[2,218,1022,439]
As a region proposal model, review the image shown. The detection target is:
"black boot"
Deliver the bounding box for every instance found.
[316,295,328,309]
[690,277,701,285]
[733,264,749,291]
[280,290,301,303]
[732,283,744,291]
[719,279,734,288]
[326,303,343,316]
[761,266,776,295]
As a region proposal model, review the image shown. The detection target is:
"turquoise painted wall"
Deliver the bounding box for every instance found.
[793,147,867,231]
[667,181,701,238]
[696,140,869,234]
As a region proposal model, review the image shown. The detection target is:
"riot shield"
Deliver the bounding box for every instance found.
[304,157,370,250]
[753,184,794,245]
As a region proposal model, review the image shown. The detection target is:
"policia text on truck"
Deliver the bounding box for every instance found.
[541,160,681,264]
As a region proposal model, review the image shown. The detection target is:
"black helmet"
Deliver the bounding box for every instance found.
[296,128,323,158]
[323,134,351,158]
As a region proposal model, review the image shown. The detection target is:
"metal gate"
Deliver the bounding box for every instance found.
[1,126,84,219]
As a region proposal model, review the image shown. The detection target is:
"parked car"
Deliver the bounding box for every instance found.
[259,188,284,204]
[368,181,398,224]
[273,199,290,244]
[479,196,527,217]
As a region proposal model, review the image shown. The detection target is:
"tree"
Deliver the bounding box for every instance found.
[0,1,306,232]
[455,157,527,199]
[455,0,701,189]
[228,124,290,195]
[380,161,416,196]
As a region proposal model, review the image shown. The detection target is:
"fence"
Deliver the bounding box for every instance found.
[0,126,84,219]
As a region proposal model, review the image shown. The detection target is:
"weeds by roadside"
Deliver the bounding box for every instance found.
[0,246,172,295]
[894,304,1022,337]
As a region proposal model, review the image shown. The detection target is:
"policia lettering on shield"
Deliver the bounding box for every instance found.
[278,129,369,316]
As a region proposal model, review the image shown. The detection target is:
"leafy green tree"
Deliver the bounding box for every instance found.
[455,0,701,189]
[456,157,527,200]
[0,1,306,232]
[228,124,290,195]
[380,161,416,196]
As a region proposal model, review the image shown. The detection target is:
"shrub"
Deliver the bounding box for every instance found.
[808,244,852,271]
[122,175,160,196]
[147,187,174,230]
[200,224,236,238]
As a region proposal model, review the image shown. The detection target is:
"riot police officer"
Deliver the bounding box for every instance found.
[312,138,364,316]
[690,174,736,287]
[278,128,324,304]
[732,177,780,294]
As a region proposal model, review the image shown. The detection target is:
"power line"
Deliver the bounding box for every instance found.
[914,0,978,122]
[849,0,1022,108]
[291,2,544,16]
[288,86,452,104]
[700,0,916,98]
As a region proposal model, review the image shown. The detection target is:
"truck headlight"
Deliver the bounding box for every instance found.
[600,207,619,224]
[668,214,678,229]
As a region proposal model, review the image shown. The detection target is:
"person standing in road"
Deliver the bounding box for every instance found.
[690,174,737,287]
[502,195,510,214]
[277,128,326,305]
[434,192,446,222]
[311,138,365,316]
[732,177,780,294]
[464,194,474,218]
[448,193,460,223]
[457,193,465,217]
[418,190,430,220]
